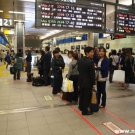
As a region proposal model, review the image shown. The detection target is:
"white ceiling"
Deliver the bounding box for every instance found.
[0,0,134,39]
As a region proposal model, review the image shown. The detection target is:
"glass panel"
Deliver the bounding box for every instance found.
[106,4,115,33]
[119,0,132,5]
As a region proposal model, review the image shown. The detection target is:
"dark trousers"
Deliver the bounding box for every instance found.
[52,72,62,94]
[43,68,50,85]
[68,75,79,102]
[79,87,92,114]
[14,69,20,80]
[97,81,106,107]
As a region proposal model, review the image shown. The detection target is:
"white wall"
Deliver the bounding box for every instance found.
[98,37,135,53]
[59,41,87,53]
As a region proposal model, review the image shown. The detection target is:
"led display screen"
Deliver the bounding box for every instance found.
[115,6,135,34]
[35,1,105,32]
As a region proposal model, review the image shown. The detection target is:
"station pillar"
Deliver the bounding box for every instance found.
[87,33,99,47]
[52,37,56,52]
[14,22,25,57]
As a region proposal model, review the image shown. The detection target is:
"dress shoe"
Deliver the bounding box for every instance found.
[78,107,82,111]
[82,111,93,115]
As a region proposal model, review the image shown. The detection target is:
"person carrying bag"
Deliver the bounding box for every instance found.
[66,53,79,103]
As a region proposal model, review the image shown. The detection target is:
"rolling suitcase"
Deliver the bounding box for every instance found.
[32,77,44,86]
[90,90,99,112]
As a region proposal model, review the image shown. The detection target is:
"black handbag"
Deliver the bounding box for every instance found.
[10,67,15,74]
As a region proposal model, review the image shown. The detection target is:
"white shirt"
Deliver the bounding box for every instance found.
[1,52,6,58]
[97,59,108,82]
[110,55,119,66]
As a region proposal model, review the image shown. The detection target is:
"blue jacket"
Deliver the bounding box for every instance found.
[97,57,109,78]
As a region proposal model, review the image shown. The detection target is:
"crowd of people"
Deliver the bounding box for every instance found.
[0,46,134,116]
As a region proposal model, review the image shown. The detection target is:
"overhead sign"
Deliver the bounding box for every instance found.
[115,6,135,34]
[0,18,13,27]
[35,1,105,32]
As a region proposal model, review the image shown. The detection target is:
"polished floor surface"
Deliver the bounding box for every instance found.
[0,62,135,135]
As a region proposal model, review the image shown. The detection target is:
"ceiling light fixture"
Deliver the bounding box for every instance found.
[14,20,29,22]
[9,11,35,15]
[0,10,3,12]
[19,0,35,2]
[40,30,63,40]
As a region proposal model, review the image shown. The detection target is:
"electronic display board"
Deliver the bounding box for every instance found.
[0,18,13,27]
[35,1,105,32]
[115,6,135,34]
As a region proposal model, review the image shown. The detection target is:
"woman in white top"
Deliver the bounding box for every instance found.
[109,50,119,83]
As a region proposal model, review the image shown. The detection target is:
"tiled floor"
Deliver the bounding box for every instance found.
[0,63,135,135]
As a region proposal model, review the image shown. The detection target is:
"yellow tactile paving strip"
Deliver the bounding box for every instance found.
[0,64,9,77]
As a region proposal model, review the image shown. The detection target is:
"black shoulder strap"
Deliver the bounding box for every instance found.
[72,62,78,69]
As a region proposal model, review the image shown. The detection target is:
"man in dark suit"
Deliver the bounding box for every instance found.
[78,47,96,115]
[77,50,83,59]
[43,46,52,86]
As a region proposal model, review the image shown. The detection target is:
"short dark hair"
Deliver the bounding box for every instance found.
[18,49,22,53]
[78,49,80,52]
[72,53,78,60]
[55,47,60,52]
[53,50,59,55]
[84,47,93,55]
[68,51,74,56]
[41,50,45,56]
[45,46,50,51]
[112,50,116,55]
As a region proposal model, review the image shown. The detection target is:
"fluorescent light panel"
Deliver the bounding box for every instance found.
[0,10,3,12]
[14,20,29,22]
[9,11,35,15]
[19,0,35,2]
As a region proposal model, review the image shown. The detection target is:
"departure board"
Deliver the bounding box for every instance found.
[115,6,135,34]
[35,1,105,32]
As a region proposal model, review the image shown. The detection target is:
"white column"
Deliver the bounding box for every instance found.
[87,33,99,47]
[52,37,56,52]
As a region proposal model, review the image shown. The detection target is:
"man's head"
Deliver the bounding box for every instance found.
[45,46,50,52]
[18,49,22,53]
[84,47,94,58]
[68,51,74,59]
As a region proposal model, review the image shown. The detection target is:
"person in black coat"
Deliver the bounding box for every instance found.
[78,47,96,115]
[38,50,45,77]
[52,50,65,95]
[43,46,52,86]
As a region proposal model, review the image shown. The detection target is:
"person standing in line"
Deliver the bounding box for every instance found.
[109,49,119,83]
[109,49,113,57]
[25,50,32,82]
[67,53,79,103]
[13,49,23,80]
[119,49,134,89]
[96,48,109,108]
[78,47,95,115]
[38,50,45,77]
[77,50,83,59]
[55,47,65,88]
[43,46,52,86]
[1,50,6,63]
[6,52,11,69]
[52,50,63,95]
[93,47,99,65]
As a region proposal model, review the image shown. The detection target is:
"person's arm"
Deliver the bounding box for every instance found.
[132,57,134,72]
[89,61,95,87]
[97,59,108,72]
[119,56,124,69]
[67,63,72,79]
